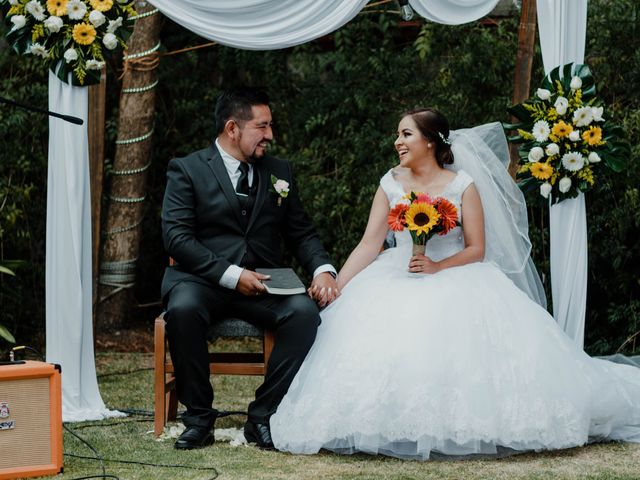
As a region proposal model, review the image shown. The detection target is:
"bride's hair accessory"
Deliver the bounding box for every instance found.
[438,132,452,145]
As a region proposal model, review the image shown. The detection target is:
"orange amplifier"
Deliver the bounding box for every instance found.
[0,361,63,479]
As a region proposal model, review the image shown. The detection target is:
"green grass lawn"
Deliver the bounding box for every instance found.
[45,350,640,480]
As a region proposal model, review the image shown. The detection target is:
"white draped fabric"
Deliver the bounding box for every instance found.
[45,72,123,422]
[536,0,589,348]
[410,0,500,25]
[146,0,370,50]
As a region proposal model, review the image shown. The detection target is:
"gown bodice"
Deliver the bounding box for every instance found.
[380,168,474,262]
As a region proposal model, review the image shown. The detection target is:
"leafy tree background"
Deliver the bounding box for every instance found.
[0,1,638,355]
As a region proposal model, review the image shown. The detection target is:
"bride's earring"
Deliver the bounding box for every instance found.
[427,143,433,148]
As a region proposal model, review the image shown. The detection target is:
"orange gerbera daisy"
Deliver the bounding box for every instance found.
[387,203,408,232]
[551,120,573,139]
[434,197,458,234]
[582,126,604,146]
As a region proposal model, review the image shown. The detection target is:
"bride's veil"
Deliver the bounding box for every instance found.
[448,122,547,308]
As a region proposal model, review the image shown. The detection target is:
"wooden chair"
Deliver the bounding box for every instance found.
[153,314,275,437]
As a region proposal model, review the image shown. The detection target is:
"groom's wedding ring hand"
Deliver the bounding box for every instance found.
[308,274,340,307]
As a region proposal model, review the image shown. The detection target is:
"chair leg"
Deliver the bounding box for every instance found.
[154,316,167,437]
[263,329,275,374]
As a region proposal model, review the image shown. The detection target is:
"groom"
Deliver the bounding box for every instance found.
[161,88,339,450]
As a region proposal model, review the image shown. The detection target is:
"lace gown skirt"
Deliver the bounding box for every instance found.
[270,247,640,460]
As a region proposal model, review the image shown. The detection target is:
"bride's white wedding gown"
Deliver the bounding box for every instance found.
[270,168,640,460]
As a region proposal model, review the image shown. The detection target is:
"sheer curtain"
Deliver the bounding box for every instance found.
[409,0,500,25]
[536,0,589,348]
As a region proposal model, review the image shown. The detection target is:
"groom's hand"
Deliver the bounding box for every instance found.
[237,270,270,296]
[308,272,340,307]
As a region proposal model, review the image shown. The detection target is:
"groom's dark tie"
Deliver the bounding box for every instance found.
[236,162,250,196]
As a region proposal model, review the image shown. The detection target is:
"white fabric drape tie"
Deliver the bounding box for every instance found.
[410,0,500,25]
[537,0,589,348]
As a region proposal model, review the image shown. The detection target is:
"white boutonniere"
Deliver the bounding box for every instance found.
[271,175,289,206]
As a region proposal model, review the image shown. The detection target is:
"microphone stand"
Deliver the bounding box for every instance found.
[0,95,84,125]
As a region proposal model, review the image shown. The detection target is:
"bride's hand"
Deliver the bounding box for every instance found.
[408,254,440,274]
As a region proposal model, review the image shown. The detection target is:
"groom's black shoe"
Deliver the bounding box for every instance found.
[244,421,274,449]
[175,426,214,450]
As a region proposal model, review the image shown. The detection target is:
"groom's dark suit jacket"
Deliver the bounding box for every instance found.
[161,144,331,298]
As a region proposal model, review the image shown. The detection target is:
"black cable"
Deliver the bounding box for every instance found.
[10,345,45,361]
[64,424,108,478]
[71,418,152,430]
[65,453,219,479]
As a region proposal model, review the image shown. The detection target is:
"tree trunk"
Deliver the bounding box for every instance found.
[509,0,537,178]
[97,2,162,332]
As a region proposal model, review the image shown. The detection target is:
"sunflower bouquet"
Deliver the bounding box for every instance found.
[387,192,460,255]
[505,63,629,204]
[1,0,136,85]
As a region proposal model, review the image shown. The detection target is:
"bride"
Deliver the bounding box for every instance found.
[269,108,640,460]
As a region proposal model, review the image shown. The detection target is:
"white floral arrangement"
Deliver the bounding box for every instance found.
[505,63,629,203]
[1,0,136,85]
[271,174,289,206]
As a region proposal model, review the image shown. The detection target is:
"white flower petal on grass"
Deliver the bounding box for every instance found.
[10,15,26,30]
[64,48,78,63]
[540,182,552,199]
[561,152,585,172]
[536,88,551,101]
[86,59,105,70]
[545,143,560,156]
[67,0,87,20]
[528,146,544,163]
[44,15,63,33]
[591,106,604,122]
[554,96,569,116]
[559,177,572,193]
[569,130,581,142]
[26,1,46,21]
[89,10,106,27]
[107,16,123,33]
[573,106,593,127]
[103,32,119,50]
[570,76,583,90]
[588,152,601,163]
[29,43,49,58]
[532,120,550,142]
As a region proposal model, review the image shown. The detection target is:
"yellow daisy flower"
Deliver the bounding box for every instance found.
[530,162,554,181]
[46,0,67,16]
[72,23,97,45]
[551,120,573,139]
[582,126,604,146]
[405,202,440,237]
[90,0,113,12]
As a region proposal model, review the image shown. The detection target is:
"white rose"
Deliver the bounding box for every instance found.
[545,143,560,156]
[274,179,290,196]
[559,177,572,193]
[86,59,105,70]
[89,10,106,27]
[10,15,26,30]
[570,76,582,90]
[102,33,119,50]
[588,152,601,163]
[107,16,123,34]
[540,182,552,199]
[9,0,19,5]
[568,130,581,142]
[591,106,604,122]
[64,48,78,64]
[25,0,46,21]
[554,96,568,116]
[536,88,551,101]
[528,146,544,163]
[44,15,63,33]
[67,0,87,20]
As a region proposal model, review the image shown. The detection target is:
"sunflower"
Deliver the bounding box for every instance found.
[530,162,554,181]
[405,202,440,237]
[387,203,408,232]
[434,198,458,234]
[90,0,113,12]
[72,23,97,45]
[46,0,67,16]
[582,126,604,146]
[551,120,573,139]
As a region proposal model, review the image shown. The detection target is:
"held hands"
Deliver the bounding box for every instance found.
[408,254,440,274]
[237,270,270,296]
[307,272,340,307]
